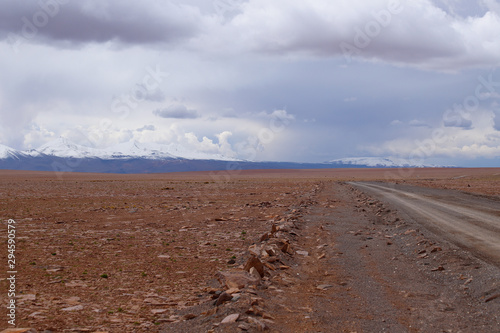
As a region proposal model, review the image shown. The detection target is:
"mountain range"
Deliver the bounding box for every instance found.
[0,138,446,174]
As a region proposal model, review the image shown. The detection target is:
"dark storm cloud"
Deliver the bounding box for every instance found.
[229,0,500,71]
[0,0,204,46]
[153,104,199,119]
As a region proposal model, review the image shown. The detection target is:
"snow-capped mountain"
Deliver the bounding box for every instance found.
[21,137,238,161]
[97,141,177,160]
[329,157,442,168]
[0,138,244,173]
[0,140,451,174]
[0,144,24,159]
[34,138,102,159]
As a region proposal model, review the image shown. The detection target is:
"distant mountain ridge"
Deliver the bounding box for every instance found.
[25,137,239,161]
[329,157,445,168]
[0,139,448,174]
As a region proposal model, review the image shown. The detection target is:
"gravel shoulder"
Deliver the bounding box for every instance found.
[262,182,500,332]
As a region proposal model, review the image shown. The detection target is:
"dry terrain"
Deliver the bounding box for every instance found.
[0,168,499,332]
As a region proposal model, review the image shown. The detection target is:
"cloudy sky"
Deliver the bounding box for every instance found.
[1,0,500,166]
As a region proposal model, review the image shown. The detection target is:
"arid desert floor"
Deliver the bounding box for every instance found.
[1,168,499,332]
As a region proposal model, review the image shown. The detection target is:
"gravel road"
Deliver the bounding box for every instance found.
[350,182,500,267]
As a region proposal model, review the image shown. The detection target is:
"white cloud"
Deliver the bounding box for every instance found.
[182,131,236,157]
[23,124,56,149]
[19,107,298,160]
[368,109,500,159]
[206,0,500,71]
[482,0,500,15]
[216,131,235,157]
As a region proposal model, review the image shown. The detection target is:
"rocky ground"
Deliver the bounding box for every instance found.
[0,168,499,332]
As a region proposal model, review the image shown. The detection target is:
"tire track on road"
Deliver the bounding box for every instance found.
[350,182,500,267]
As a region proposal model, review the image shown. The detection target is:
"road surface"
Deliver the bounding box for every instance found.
[350,182,500,267]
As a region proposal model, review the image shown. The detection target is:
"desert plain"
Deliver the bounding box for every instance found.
[0,167,499,332]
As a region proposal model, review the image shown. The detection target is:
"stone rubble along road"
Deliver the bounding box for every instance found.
[161,181,500,332]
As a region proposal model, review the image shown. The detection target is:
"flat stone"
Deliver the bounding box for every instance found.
[65,280,88,288]
[16,294,36,302]
[248,244,261,257]
[316,284,334,290]
[238,323,251,331]
[247,317,268,331]
[221,313,240,324]
[226,288,240,295]
[262,313,275,320]
[61,305,84,312]
[216,271,260,289]
[28,311,46,318]
[264,247,276,257]
[296,250,309,256]
[64,296,81,305]
[183,313,197,320]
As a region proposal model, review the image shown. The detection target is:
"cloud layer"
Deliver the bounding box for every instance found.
[0,0,500,165]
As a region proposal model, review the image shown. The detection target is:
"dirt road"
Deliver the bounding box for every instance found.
[350,182,500,267]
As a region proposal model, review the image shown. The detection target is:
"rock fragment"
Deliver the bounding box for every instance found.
[183,313,197,320]
[215,291,233,306]
[61,305,84,312]
[238,323,251,331]
[244,256,265,277]
[249,267,262,280]
[485,294,500,303]
[248,316,269,331]
[316,284,334,290]
[216,271,260,289]
[431,266,445,272]
[221,313,240,324]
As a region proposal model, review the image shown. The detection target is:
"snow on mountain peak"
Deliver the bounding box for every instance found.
[36,137,100,159]
[329,157,440,168]
[102,141,178,159]
[29,138,239,161]
[0,144,21,159]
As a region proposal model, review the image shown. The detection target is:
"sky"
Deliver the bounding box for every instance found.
[1,0,500,166]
